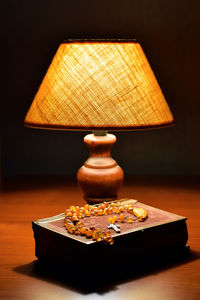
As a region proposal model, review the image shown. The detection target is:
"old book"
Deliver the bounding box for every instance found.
[32,200,188,264]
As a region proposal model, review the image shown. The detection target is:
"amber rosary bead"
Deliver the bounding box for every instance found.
[64,200,148,245]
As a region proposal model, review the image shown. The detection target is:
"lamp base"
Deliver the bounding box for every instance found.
[77,133,124,204]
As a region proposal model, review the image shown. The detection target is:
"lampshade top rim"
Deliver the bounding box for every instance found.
[62,38,137,44]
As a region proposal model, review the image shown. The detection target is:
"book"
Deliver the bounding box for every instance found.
[32,199,188,264]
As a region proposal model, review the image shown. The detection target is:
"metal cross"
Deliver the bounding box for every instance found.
[107,223,121,233]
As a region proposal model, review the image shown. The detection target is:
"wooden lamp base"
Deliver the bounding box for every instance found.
[77,132,124,204]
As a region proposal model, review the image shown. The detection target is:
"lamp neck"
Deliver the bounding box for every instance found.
[84,133,116,158]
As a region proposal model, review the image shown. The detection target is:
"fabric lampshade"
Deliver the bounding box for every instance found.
[24,40,174,130]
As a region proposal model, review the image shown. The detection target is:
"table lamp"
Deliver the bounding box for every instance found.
[24,39,174,204]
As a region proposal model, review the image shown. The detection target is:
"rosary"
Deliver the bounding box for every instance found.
[64,200,147,245]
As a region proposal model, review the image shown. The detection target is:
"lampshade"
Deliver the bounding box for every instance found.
[24,39,173,130]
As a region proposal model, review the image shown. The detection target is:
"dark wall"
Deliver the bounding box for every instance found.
[2,0,200,177]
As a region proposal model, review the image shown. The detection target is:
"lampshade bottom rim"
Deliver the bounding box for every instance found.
[24,120,174,131]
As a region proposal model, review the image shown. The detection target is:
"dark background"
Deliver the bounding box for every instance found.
[1,0,200,179]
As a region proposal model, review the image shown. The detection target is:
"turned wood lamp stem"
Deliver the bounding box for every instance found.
[77,131,124,204]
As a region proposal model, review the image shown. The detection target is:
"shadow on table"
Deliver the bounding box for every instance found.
[14,248,199,295]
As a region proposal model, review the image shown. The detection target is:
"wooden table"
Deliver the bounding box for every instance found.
[0,176,199,300]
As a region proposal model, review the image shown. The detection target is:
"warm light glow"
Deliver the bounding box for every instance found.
[24,40,173,130]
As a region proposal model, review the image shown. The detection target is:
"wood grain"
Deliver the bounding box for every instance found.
[0,176,199,300]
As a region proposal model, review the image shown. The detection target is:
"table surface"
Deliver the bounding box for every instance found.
[0,176,199,300]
